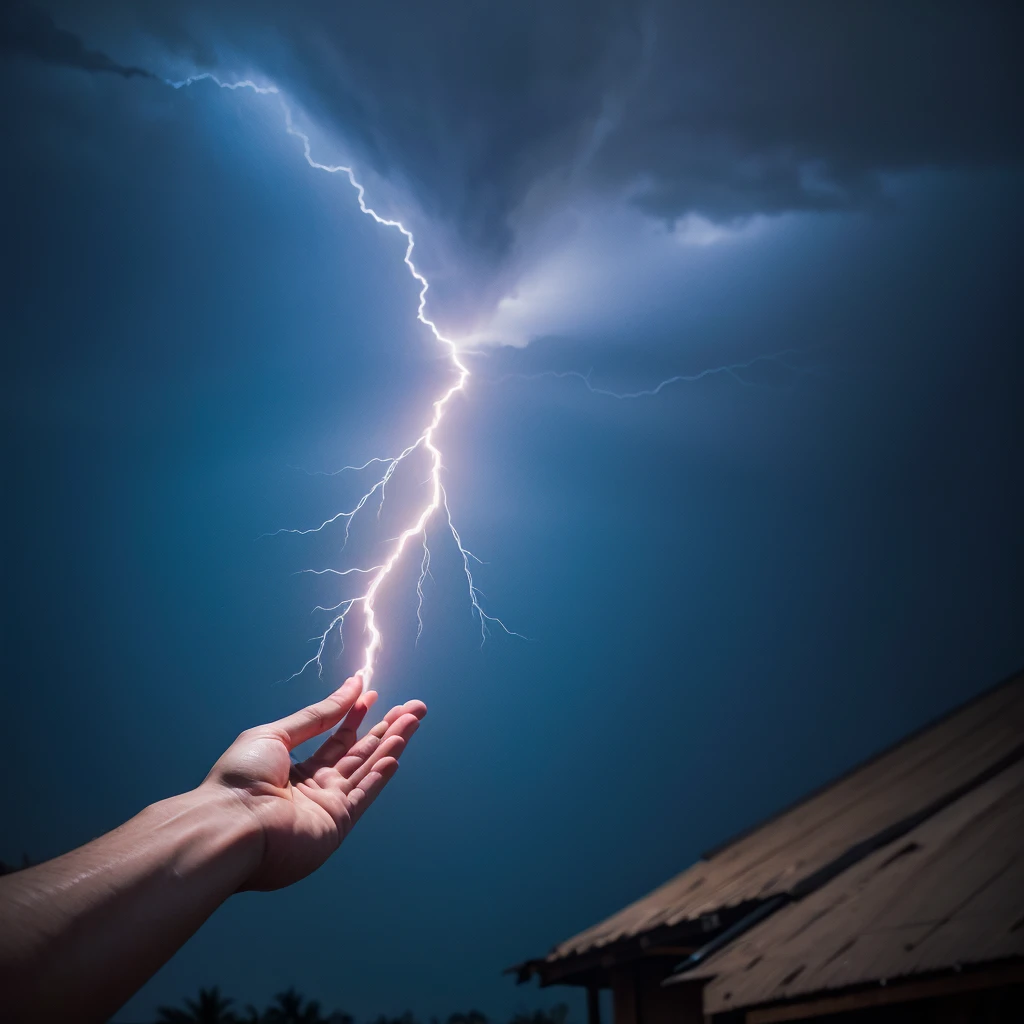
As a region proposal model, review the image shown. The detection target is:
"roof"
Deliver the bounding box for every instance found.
[515,670,1024,981]
[691,750,1024,1014]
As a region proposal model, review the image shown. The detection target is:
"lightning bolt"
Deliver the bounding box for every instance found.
[161,72,826,693]
[166,73,521,690]
[496,346,823,399]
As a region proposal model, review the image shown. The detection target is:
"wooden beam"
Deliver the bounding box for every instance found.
[745,963,1024,1023]
[587,986,601,1024]
[611,968,638,1024]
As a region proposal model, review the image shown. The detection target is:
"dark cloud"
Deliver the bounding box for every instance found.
[603,3,1024,221]
[0,4,153,79]
[136,4,1024,221]
[14,1,1024,327]
[39,2,1023,231]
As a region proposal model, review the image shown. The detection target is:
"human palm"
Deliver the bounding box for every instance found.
[203,674,425,890]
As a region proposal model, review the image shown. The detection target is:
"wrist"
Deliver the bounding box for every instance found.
[147,785,264,892]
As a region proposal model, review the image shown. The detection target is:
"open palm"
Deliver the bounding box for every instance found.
[202,674,425,890]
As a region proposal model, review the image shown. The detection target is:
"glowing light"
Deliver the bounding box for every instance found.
[500,346,820,398]
[166,73,279,95]
[161,73,826,693]
[166,73,520,690]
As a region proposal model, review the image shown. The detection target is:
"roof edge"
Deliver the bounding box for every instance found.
[701,665,1024,861]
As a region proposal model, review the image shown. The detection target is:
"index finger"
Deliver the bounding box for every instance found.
[305,689,379,768]
[267,674,364,749]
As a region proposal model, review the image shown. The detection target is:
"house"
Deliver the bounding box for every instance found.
[510,670,1024,1022]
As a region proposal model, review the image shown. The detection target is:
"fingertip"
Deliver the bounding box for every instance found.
[393,712,422,735]
[403,699,427,719]
[334,674,362,702]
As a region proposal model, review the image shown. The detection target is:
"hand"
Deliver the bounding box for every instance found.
[202,674,426,890]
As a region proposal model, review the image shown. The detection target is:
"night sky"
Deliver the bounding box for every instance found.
[2,3,1022,1022]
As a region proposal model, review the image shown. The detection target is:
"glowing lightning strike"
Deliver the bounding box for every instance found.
[166,72,521,690]
[161,72,825,693]
[499,346,823,399]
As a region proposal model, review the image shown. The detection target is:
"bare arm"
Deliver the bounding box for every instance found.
[0,674,426,1022]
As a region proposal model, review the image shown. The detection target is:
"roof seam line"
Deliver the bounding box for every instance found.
[789,739,1024,900]
[666,739,1024,986]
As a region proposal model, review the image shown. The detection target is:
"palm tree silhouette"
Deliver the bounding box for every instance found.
[156,985,238,1023]
[155,990,562,1024]
[262,986,329,1024]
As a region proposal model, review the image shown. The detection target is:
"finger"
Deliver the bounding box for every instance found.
[268,674,363,750]
[306,689,378,768]
[335,704,423,776]
[335,731,380,778]
[337,707,419,773]
[348,714,420,786]
[299,694,372,773]
[367,699,428,740]
[346,757,400,826]
[348,736,405,791]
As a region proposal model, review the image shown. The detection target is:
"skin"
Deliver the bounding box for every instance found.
[0,674,426,1023]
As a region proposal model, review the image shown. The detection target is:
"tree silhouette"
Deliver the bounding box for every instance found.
[448,1012,488,1024]
[156,985,238,1023]
[153,992,562,1024]
[262,986,329,1024]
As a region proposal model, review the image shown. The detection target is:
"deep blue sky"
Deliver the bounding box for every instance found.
[2,4,1023,1022]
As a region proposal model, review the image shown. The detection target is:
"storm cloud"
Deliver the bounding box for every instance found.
[27,1,1022,336]
[55,2,1021,223]
[0,4,153,79]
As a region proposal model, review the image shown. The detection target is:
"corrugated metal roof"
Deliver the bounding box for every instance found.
[692,753,1024,1013]
[531,672,1024,968]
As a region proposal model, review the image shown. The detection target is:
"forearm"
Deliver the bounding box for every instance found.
[0,784,262,1022]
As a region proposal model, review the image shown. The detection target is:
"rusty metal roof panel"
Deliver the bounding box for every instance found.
[694,754,1024,1014]
[540,672,1024,965]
